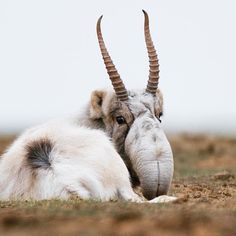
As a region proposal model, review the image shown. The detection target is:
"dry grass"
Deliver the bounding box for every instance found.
[0,134,236,236]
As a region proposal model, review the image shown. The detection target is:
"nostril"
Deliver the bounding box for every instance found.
[142,122,153,131]
[152,134,157,142]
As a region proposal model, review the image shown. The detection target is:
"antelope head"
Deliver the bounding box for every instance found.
[89,10,174,200]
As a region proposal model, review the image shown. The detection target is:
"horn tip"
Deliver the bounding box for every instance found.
[98,15,103,22]
[142,9,149,21]
[142,9,148,15]
[97,15,103,30]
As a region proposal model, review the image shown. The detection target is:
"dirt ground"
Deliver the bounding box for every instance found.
[0,134,236,236]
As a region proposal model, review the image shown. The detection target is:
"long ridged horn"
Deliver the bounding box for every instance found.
[96,16,128,101]
[143,10,160,95]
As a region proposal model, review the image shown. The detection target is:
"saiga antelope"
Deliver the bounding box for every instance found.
[0,10,176,203]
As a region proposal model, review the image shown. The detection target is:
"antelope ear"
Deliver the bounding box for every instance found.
[89,90,107,119]
[154,89,164,117]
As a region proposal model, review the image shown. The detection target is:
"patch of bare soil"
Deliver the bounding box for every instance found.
[0,135,16,156]
[0,134,236,236]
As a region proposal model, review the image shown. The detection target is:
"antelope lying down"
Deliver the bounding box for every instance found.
[0,11,176,203]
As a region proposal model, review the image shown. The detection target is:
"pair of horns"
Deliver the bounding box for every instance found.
[96,10,160,101]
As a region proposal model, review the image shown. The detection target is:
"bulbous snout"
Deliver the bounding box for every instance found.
[125,114,174,200]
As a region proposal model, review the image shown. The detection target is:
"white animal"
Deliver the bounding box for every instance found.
[0,10,176,203]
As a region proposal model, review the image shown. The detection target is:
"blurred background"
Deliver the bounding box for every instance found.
[1,3,236,235]
[0,0,235,135]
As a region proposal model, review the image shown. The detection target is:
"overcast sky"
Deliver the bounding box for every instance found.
[0,0,235,135]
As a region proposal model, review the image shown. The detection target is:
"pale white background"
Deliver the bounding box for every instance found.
[0,0,235,135]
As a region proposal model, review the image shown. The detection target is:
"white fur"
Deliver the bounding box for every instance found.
[0,88,177,203]
[0,121,129,200]
[0,119,176,203]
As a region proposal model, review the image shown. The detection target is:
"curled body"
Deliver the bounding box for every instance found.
[0,120,175,203]
[0,122,134,201]
[0,11,176,203]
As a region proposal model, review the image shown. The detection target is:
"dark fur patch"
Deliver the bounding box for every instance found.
[26,138,53,169]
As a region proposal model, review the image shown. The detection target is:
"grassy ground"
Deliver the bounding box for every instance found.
[0,134,236,236]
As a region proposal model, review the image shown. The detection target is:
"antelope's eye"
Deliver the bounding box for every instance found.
[116,116,126,125]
